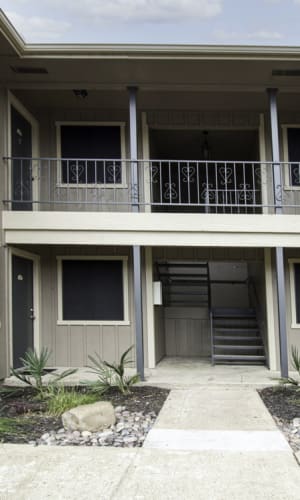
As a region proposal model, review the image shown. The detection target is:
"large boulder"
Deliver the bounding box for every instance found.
[62,401,115,432]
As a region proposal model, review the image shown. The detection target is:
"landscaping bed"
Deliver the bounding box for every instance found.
[259,386,300,452]
[0,385,169,447]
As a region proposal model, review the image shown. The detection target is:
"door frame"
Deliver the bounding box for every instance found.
[9,247,41,367]
[7,91,40,209]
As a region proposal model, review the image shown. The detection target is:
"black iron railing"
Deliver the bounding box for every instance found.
[3,156,300,213]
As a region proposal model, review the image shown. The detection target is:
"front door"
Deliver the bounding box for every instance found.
[11,105,32,211]
[12,255,34,368]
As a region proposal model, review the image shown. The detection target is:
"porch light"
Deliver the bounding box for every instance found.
[202,130,210,160]
[73,89,88,99]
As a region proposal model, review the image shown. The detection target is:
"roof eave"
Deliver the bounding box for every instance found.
[2,9,300,62]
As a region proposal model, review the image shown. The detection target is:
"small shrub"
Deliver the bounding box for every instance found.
[0,417,23,436]
[278,345,300,390]
[10,347,77,399]
[46,386,99,417]
[88,345,140,395]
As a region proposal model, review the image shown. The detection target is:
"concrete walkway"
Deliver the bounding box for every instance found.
[0,386,300,499]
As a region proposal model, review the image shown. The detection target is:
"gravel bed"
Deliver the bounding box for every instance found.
[35,406,156,447]
[0,386,169,447]
[259,386,300,452]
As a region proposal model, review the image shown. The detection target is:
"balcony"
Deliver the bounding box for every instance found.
[2,156,300,215]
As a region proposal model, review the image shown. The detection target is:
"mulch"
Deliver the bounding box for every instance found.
[259,386,300,422]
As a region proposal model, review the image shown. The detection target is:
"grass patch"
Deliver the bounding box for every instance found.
[0,417,28,439]
[46,386,99,417]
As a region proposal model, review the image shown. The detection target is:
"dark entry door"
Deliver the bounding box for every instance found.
[11,105,32,210]
[12,255,34,368]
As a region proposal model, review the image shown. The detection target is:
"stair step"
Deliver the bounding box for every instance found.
[214,328,259,334]
[213,335,260,341]
[212,308,256,318]
[213,345,264,351]
[213,354,266,361]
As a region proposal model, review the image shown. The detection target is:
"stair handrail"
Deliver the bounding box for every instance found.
[247,276,265,349]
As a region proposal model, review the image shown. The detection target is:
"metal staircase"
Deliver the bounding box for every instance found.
[211,308,266,365]
[157,261,210,307]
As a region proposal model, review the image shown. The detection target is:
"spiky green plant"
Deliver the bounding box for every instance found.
[88,345,140,395]
[10,347,77,398]
[278,345,300,390]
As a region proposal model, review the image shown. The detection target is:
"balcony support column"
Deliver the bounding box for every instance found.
[128,86,144,380]
[268,88,289,378]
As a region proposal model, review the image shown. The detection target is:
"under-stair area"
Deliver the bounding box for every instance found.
[155,260,266,366]
[211,308,266,365]
[156,261,210,307]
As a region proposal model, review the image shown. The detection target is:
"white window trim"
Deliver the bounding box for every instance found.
[288,258,300,328]
[282,124,300,190]
[55,121,127,188]
[57,256,129,326]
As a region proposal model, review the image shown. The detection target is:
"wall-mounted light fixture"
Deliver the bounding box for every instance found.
[73,89,88,99]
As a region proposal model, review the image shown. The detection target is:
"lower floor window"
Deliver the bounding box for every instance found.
[58,258,126,322]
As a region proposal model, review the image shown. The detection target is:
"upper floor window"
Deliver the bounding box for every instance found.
[57,122,126,185]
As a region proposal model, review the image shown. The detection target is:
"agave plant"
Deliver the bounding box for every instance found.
[278,345,300,390]
[10,347,77,398]
[88,345,140,395]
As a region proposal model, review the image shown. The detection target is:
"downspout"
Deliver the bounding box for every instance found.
[267,88,289,378]
[128,86,144,380]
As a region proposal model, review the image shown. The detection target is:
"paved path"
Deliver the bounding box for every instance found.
[0,386,300,499]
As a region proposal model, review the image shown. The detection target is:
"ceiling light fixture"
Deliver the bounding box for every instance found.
[73,89,88,98]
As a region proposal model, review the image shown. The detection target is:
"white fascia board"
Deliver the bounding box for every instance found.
[2,10,300,62]
[4,212,300,247]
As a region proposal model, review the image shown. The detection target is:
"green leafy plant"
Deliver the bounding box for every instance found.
[88,345,140,395]
[10,347,77,398]
[0,385,24,400]
[0,417,25,438]
[278,345,300,390]
[46,385,99,416]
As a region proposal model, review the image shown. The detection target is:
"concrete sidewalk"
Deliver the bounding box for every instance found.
[0,386,300,499]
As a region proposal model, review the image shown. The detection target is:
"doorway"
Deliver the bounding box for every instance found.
[12,254,36,367]
[11,105,33,210]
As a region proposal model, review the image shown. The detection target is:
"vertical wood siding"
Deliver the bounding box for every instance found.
[37,246,137,367]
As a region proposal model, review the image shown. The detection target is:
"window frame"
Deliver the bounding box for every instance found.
[57,256,129,325]
[282,124,300,190]
[288,258,300,328]
[55,121,127,188]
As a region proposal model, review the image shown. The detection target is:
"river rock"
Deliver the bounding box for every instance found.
[62,401,116,432]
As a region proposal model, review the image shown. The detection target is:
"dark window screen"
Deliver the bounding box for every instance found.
[294,263,300,324]
[61,125,122,184]
[287,128,300,186]
[62,260,124,321]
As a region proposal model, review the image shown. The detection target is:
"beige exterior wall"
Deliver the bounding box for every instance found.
[154,305,165,364]
[3,89,300,374]
[165,307,210,358]
[0,87,8,378]
[284,249,300,366]
[7,245,147,370]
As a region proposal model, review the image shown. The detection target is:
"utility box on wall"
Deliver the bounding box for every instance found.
[153,281,163,305]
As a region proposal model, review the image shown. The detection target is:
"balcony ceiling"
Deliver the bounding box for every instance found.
[2,57,300,93]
